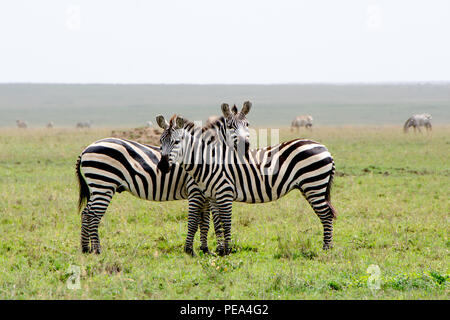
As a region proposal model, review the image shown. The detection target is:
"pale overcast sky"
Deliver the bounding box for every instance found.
[1,0,449,84]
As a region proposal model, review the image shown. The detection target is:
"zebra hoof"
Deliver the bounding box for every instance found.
[216,246,225,256]
[81,247,90,254]
[199,246,211,255]
[184,247,195,257]
[216,246,231,256]
[92,246,102,254]
[322,243,333,250]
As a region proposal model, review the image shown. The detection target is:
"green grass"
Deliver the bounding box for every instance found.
[0,127,448,299]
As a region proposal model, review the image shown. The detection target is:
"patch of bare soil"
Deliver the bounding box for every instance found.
[111,127,162,146]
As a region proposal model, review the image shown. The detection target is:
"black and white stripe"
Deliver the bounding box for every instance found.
[157,102,337,255]
[76,137,218,255]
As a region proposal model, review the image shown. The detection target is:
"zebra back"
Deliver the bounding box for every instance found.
[79,138,189,201]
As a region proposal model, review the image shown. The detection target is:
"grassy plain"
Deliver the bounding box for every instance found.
[0,126,448,299]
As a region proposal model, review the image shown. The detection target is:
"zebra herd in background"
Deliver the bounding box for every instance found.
[14,114,432,133]
[14,120,91,129]
[290,113,434,133]
[76,101,337,255]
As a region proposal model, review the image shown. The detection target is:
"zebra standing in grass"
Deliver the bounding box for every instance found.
[291,115,313,131]
[76,137,221,255]
[16,120,28,129]
[403,114,432,133]
[156,102,337,255]
[76,121,91,128]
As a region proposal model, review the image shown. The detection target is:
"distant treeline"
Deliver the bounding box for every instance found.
[1,83,449,127]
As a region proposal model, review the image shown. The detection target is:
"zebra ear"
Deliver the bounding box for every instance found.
[221,103,231,118]
[156,115,169,129]
[231,105,238,115]
[241,101,252,115]
[175,116,185,129]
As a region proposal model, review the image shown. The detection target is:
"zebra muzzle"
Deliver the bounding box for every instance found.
[157,155,171,174]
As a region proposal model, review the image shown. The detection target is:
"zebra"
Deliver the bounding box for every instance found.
[16,120,28,129]
[403,114,432,133]
[146,121,153,128]
[76,137,222,255]
[156,101,337,255]
[291,115,313,131]
[46,121,54,129]
[76,121,91,128]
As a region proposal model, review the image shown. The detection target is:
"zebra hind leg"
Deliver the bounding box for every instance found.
[300,185,337,250]
[86,195,112,254]
[80,205,92,253]
[184,197,204,256]
[207,202,225,255]
[308,198,336,250]
[199,203,211,254]
[216,196,234,256]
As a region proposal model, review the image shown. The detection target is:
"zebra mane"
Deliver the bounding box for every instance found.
[202,116,226,132]
[172,115,228,147]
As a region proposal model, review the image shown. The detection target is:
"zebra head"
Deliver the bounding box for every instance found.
[221,101,252,155]
[156,114,186,173]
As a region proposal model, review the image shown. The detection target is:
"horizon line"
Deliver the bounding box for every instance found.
[0,81,450,86]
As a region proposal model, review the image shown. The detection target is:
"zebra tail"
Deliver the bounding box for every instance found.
[76,155,90,213]
[325,161,337,219]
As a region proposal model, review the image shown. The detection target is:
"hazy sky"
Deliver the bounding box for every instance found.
[1,0,449,84]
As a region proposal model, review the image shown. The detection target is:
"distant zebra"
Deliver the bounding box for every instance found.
[146,121,153,128]
[404,114,432,133]
[76,138,220,255]
[76,121,91,128]
[157,102,337,255]
[46,122,54,129]
[16,120,28,129]
[291,115,313,131]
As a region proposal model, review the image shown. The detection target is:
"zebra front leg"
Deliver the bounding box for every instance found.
[216,196,234,256]
[184,194,205,256]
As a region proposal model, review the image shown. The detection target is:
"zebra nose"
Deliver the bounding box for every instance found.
[157,155,171,173]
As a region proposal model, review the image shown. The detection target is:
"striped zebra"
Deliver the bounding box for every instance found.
[291,115,313,131]
[76,137,221,255]
[76,121,91,128]
[403,114,432,133]
[156,102,337,255]
[16,120,28,129]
